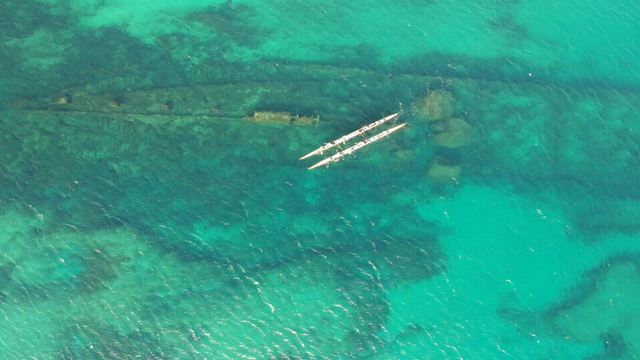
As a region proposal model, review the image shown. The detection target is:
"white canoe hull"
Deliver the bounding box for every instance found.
[308,123,407,170]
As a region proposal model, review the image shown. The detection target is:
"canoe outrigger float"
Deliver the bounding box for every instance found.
[300,112,407,170]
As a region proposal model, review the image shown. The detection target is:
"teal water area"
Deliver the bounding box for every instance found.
[1,0,640,358]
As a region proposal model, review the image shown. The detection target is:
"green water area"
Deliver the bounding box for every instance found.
[1,0,639,358]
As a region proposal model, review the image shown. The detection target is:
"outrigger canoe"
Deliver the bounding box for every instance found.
[307,123,407,170]
[299,112,400,160]
[300,112,407,170]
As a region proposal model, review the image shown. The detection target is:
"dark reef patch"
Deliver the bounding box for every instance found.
[188,2,269,48]
[584,332,627,360]
[0,0,69,40]
[500,254,640,359]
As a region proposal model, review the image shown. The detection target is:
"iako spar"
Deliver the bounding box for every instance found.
[300,112,407,170]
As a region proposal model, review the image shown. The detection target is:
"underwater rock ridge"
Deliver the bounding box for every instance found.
[499,253,640,359]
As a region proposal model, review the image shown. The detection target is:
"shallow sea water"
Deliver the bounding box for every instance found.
[1,0,640,359]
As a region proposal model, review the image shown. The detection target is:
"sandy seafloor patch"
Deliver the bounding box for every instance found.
[1,0,640,358]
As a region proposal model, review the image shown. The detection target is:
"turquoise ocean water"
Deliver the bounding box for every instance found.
[1,0,640,358]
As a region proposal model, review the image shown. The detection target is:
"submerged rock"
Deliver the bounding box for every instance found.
[433,117,473,148]
[417,90,456,121]
[426,156,462,184]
